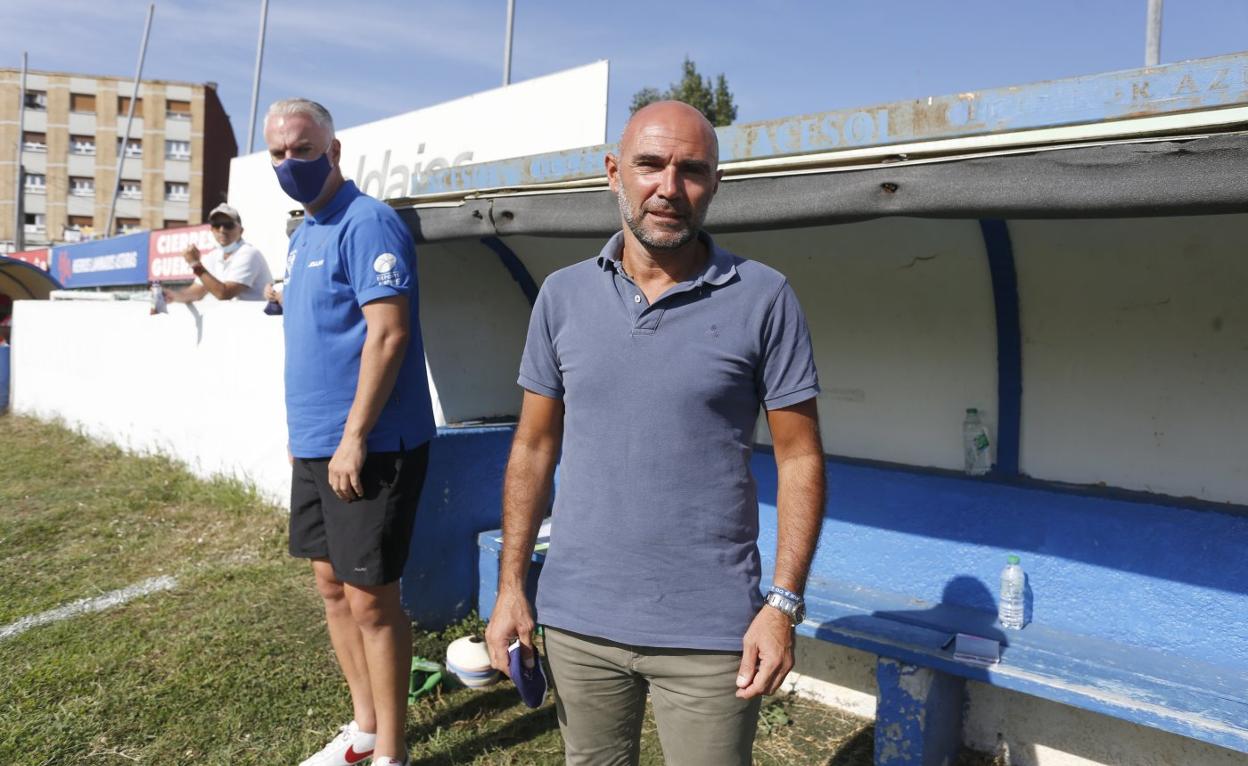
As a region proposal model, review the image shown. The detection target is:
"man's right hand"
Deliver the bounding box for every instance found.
[181,244,201,265]
[485,586,537,678]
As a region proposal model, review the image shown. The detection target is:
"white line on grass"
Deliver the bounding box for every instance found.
[0,575,178,641]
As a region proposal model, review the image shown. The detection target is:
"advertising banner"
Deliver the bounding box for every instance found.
[149,225,215,282]
[9,248,51,271]
[51,232,149,288]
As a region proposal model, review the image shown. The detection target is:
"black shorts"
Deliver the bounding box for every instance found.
[288,444,430,586]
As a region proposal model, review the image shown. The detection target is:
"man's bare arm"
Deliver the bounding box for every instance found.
[485,390,564,675]
[195,268,248,300]
[327,295,409,501]
[737,397,825,699]
[769,398,826,596]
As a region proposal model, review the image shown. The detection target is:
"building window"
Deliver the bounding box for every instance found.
[24,91,47,110]
[164,182,190,202]
[164,219,188,229]
[117,218,141,234]
[64,215,94,242]
[166,100,191,120]
[70,176,95,197]
[24,213,46,235]
[24,173,46,193]
[165,140,191,160]
[117,138,142,158]
[71,135,96,155]
[120,180,142,200]
[117,95,143,115]
[23,132,47,152]
[70,93,97,113]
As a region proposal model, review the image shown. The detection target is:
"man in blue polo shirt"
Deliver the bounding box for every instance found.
[485,101,827,765]
[264,98,433,766]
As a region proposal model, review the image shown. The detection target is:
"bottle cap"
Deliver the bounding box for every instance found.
[1007,554,1020,565]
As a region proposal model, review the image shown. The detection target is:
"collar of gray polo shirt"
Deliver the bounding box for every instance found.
[598,231,740,336]
[596,231,738,293]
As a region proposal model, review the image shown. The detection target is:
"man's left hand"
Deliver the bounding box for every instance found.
[328,435,366,502]
[735,604,795,699]
[181,244,201,266]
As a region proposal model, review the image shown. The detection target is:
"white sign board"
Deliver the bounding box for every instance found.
[227,61,610,276]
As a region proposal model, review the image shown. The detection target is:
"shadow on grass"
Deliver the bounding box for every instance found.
[409,692,560,766]
[825,725,874,766]
[407,686,516,742]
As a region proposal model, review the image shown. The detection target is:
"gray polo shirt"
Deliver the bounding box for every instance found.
[519,231,819,651]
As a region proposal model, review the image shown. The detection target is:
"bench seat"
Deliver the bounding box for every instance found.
[795,576,1248,753]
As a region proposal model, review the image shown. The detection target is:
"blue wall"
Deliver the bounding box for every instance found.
[400,425,515,628]
[0,345,9,411]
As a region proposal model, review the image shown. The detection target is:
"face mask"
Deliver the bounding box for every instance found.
[220,240,242,255]
[274,152,332,203]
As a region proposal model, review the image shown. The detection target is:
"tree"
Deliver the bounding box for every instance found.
[629,57,738,127]
[629,86,663,115]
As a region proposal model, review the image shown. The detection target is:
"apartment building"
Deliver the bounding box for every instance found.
[0,69,236,250]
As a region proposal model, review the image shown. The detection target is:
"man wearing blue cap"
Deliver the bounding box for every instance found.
[264,98,433,766]
[486,101,826,765]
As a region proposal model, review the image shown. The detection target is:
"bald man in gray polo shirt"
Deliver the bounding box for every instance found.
[485,101,826,766]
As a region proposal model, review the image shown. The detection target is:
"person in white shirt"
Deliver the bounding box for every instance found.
[165,203,273,303]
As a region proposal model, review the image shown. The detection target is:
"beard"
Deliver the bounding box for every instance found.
[617,186,703,251]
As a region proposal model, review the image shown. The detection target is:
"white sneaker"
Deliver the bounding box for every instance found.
[298,720,376,766]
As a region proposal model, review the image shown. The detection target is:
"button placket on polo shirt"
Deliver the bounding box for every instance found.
[611,268,664,336]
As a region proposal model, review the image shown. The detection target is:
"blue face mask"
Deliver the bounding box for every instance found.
[273,152,333,203]
[220,239,242,255]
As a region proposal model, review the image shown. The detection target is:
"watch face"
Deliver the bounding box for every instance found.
[767,592,802,625]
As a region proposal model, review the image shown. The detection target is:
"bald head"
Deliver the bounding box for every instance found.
[620,101,720,168]
[607,100,723,253]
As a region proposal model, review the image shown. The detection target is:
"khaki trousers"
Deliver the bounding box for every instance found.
[543,627,761,766]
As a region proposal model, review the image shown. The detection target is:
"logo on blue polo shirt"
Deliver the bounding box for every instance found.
[374,253,400,286]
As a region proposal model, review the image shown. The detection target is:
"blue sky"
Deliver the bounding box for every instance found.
[4,0,1247,153]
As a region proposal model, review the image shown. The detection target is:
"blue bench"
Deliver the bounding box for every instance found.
[753,452,1248,763]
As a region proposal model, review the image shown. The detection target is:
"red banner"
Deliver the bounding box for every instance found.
[9,248,50,271]
[148,225,215,281]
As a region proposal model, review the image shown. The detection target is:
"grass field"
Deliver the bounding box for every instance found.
[0,414,994,765]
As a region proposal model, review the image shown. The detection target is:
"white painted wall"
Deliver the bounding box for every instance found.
[719,221,999,471]
[1014,215,1248,505]
[11,300,291,504]
[418,240,533,425]
[228,61,610,279]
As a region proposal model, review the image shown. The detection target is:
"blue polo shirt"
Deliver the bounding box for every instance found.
[520,231,820,651]
[282,181,435,458]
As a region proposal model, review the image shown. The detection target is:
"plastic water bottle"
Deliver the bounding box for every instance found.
[149,282,166,315]
[263,281,284,316]
[999,555,1026,630]
[962,408,991,475]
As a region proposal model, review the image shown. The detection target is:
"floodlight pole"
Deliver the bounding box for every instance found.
[502,0,515,85]
[13,52,27,251]
[1145,0,1163,66]
[106,3,154,238]
[245,0,269,154]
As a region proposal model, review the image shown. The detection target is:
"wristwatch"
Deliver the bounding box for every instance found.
[191,263,206,277]
[764,585,806,626]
